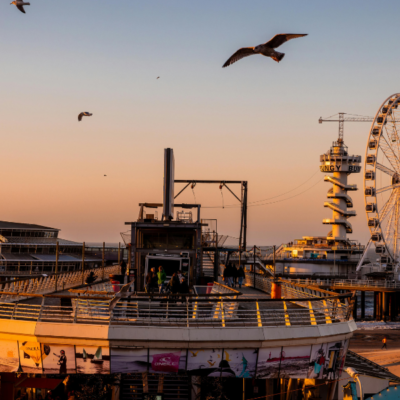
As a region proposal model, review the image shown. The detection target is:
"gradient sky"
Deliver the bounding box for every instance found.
[1,1,400,245]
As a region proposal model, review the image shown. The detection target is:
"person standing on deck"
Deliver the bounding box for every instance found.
[146,267,157,293]
[232,265,238,288]
[157,266,167,293]
[382,337,388,350]
[237,265,245,289]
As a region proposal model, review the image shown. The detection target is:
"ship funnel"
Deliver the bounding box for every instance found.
[163,148,175,221]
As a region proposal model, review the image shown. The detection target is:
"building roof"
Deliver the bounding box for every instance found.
[345,350,400,383]
[0,253,102,263]
[0,221,59,231]
[2,237,81,246]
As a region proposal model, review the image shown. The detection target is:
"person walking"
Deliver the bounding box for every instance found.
[120,259,127,274]
[232,265,238,288]
[157,266,167,293]
[146,267,157,293]
[237,265,245,289]
[228,264,235,287]
[382,337,388,350]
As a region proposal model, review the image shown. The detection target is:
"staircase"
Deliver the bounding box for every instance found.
[202,252,215,278]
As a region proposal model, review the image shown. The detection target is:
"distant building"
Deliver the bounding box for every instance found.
[0,221,125,275]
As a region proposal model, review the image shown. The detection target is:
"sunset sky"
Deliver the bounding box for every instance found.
[2,1,400,245]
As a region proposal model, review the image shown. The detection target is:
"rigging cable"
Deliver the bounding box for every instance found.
[203,168,322,209]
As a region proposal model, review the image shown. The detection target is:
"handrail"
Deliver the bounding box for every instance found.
[0,296,352,328]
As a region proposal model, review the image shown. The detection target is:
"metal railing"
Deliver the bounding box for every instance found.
[290,278,400,290]
[244,272,353,320]
[0,265,121,301]
[0,292,353,328]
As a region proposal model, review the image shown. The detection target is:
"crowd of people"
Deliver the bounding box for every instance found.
[145,266,189,294]
[223,263,245,288]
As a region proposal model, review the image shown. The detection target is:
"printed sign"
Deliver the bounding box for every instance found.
[149,350,184,374]
[222,349,258,378]
[111,348,148,373]
[75,346,110,374]
[42,344,76,374]
[279,345,312,379]
[0,340,19,372]
[256,348,282,379]
[187,349,224,376]
[19,341,44,373]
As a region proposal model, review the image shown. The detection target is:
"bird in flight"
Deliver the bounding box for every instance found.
[78,112,93,122]
[157,77,160,79]
[10,1,30,13]
[222,33,307,68]
[190,350,203,357]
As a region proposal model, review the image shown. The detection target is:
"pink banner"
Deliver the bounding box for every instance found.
[151,351,181,373]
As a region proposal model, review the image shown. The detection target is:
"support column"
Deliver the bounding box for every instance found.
[361,291,365,320]
[383,292,388,322]
[374,291,378,320]
[379,292,384,321]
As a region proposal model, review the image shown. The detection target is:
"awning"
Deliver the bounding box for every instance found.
[17,377,63,390]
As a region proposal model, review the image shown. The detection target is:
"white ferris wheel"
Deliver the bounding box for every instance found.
[365,93,400,267]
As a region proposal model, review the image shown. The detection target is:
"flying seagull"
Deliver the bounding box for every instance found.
[10,1,30,13]
[78,112,92,122]
[222,33,308,68]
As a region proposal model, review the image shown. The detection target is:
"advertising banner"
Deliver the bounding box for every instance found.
[187,349,224,376]
[19,341,44,373]
[279,345,312,379]
[111,348,148,373]
[0,340,19,372]
[256,348,282,379]
[42,344,76,374]
[75,346,110,374]
[149,350,185,374]
[222,349,258,378]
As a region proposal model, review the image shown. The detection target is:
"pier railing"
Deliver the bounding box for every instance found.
[287,278,400,290]
[0,292,353,328]
[244,272,353,315]
[0,265,121,301]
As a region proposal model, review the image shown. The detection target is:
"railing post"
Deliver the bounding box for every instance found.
[256,301,262,327]
[221,298,225,327]
[186,299,189,328]
[38,297,45,321]
[73,301,79,323]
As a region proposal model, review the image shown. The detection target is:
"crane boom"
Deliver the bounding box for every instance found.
[319,112,400,141]
[319,113,373,141]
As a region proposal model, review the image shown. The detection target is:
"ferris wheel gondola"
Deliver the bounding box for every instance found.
[364,93,400,268]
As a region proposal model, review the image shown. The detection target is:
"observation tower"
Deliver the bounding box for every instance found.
[320,114,362,243]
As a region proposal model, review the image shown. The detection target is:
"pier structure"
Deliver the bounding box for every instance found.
[0,278,356,400]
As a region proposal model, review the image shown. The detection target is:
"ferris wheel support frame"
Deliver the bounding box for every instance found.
[364,93,400,268]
